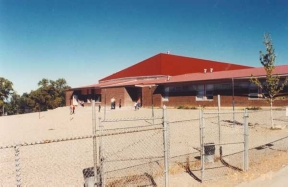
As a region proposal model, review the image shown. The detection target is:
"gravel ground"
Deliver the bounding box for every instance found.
[0,106,287,186]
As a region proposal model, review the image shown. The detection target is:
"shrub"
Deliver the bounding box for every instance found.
[177,105,198,110]
[177,105,184,109]
[246,106,261,110]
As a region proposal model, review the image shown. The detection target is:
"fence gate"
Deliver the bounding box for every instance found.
[200,109,249,182]
[97,116,166,187]
[167,111,202,182]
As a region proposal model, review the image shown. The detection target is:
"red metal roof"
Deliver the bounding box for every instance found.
[99,53,252,82]
[71,65,288,90]
[152,65,288,85]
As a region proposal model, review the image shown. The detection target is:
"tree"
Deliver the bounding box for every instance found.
[38,78,49,88]
[250,33,288,128]
[0,77,14,115]
[28,78,70,113]
[5,92,21,115]
[18,93,31,114]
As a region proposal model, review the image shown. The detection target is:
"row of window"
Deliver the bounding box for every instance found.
[168,82,255,93]
[162,82,281,101]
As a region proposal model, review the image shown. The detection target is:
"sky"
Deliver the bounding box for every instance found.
[0,0,288,95]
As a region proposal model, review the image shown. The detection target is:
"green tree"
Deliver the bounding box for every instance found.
[18,93,31,114]
[0,77,14,115]
[5,92,21,115]
[250,33,288,128]
[38,78,49,88]
[28,78,70,112]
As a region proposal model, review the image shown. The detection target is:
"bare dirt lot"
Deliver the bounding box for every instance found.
[0,106,288,186]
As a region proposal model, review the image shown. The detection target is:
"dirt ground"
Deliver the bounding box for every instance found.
[0,106,288,186]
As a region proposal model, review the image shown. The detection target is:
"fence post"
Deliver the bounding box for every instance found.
[99,117,105,187]
[200,109,205,182]
[163,105,169,187]
[244,109,249,171]
[217,95,221,147]
[14,143,21,187]
[92,101,98,186]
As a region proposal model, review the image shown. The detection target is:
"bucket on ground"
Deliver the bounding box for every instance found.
[83,167,95,187]
[204,143,215,163]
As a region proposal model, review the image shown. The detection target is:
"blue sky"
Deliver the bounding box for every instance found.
[0,0,288,95]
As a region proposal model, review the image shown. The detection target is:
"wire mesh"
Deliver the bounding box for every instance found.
[248,108,288,171]
[202,110,245,181]
[168,115,201,182]
[19,138,93,186]
[101,117,165,187]
[2,107,288,186]
[0,148,16,186]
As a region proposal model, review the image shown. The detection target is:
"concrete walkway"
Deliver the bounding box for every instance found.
[237,166,288,187]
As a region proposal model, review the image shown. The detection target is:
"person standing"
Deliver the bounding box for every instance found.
[111,97,115,109]
[134,102,138,110]
[70,105,75,114]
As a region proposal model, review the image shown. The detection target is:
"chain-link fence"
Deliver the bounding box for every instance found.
[199,110,248,182]
[247,108,288,175]
[1,106,288,186]
[98,116,165,187]
[168,112,201,182]
[0,136,94,187]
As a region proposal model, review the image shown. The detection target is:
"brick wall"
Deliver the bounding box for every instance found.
[101,88,124,108]
[101,87,138,108]
[142,86,163,108]
[161,95,288,108]
[67,86,288,108]
[65,91,73,106]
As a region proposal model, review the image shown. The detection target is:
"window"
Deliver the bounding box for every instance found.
[206,84,214,100]
[196,85,204,100]
[214,83,231,90]
[196,84,214,101]
[248,83,264,100]
[162,87,169,101]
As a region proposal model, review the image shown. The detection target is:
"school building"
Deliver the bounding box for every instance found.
[66,53,288,108]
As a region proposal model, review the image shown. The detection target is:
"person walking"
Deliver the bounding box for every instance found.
[111,97,115,109]
[70,105,75,114]
[134,102,138,110]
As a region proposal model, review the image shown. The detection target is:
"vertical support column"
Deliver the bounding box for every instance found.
[150,85,155,125]
[163,105,169,187]
[92,101,98,186]
[104,89,107,120]
[244,109,249,171]
[200,109,205,182]
[199,109,202,156]
[99,118,105,187]
[14,143,21,187]
[217,95,221,148]
[232,78,235,127]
